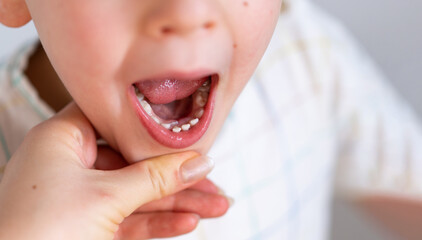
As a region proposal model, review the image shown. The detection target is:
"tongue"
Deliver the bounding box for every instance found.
[135,77,208,104]
[150,97,193,120]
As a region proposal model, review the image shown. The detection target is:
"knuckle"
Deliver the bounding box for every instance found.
[27,121,50,137]
[143,162,170,199]
[27,119,85,150]
[27,119,64,139]
[25,121,57,144]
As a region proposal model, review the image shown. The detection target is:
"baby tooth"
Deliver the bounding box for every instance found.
[189,118,199,126]
[141,100,153,115]
[137,94,144,101]
[198,87,210,92]
[202,80,210,87]
[195,109,204,118]
[140,100,147,108]
[196,92,208,107]
[181,124,191,131]
[152,116,161,124]
[172,126,182,133]
[161,123,171,129]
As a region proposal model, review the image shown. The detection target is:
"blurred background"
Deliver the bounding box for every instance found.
[0,0,421,239]
[312,0,422,239]
[315,0,422,239]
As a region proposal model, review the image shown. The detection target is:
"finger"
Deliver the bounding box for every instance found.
[94,146,128,170]
[136,189,230,218]
[189,178,220,194]
[27,103,97,168]
[101,151,214,218]
[115,212,199,240]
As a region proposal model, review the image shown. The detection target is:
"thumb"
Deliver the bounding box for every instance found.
[101,151,214,217]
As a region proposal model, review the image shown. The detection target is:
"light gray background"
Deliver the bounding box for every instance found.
[313,0,422,239]
[1,1,421,239]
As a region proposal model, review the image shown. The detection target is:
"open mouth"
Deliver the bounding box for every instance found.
[129,73,218,148]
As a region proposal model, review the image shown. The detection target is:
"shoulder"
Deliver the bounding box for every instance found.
[256,0,374,97]
[262,0,357,64]
[255,0,351,95]
[0,39,51,164]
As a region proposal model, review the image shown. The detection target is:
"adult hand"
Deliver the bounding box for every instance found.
[94,146,231,239]
[0,103,229,240]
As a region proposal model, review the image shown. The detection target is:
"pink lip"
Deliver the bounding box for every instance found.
[129,73,218,149]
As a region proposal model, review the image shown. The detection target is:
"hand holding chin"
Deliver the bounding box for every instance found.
[95,146,231,239]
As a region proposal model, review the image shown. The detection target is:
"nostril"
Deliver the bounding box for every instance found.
[161,26,173,34]
[203,21,215,29]
[158,20,215,36]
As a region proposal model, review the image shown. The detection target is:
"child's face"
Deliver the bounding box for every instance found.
[26,0,282,162]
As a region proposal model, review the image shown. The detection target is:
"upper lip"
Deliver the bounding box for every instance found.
[133,69,219,84]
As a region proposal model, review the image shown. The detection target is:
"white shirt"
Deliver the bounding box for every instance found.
[1,0,422,239]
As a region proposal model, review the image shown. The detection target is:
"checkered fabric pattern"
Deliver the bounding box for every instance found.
[1,0,422,239]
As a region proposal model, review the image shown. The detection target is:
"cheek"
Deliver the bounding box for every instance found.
[233,0,280,67]
[29,1,133,93]
[225,0,281,94]
[29,1,141,120]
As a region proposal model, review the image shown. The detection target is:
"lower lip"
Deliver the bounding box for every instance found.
[129,75,218,149]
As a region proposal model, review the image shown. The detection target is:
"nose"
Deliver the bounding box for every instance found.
[143,0,219,38]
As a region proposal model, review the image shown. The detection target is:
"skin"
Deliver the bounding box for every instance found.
[0,0,280,238]
[0,104,224,239]
[18,0,281,163]
[0,29,232,240]
[5,0,420,239]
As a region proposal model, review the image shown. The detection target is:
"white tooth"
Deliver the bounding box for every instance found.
[189,118,199,126]
[195,109,204,118]
[140,100,147,108]
[202,80,210,87]
[141,100,153,115]
[141,101,148,108]
[172,126,181,133]
[195,92,208,107]
[152,116,161,124]
[181,124,191,131]
[198,86,210,92]
[161,123,171,129]
[136,93,144,101]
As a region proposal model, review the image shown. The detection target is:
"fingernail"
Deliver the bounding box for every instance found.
[216,186,234,207]
[181,156,214,183]
[216,185,226,196]
[227,196,235,207]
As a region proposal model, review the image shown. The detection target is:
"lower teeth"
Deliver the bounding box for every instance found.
[189,118,199,126]
[172,126,182,133]
[135,79,210,133]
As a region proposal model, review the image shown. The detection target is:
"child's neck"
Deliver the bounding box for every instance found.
[24,43,72,112]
